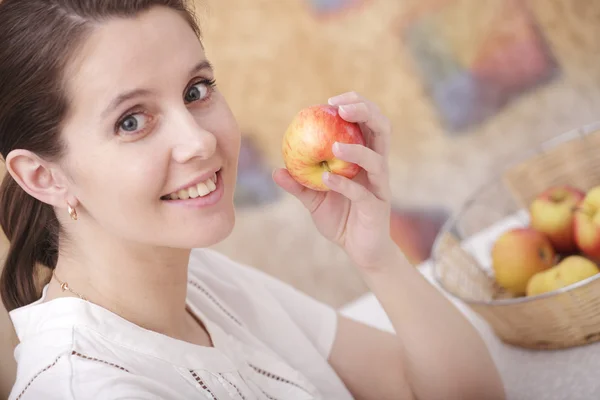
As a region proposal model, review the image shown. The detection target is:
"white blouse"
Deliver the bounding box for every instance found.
[8,249,353,399]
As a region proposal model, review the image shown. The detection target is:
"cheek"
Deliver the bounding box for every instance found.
[67,143,168,209]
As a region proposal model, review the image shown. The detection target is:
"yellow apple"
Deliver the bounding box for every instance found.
[491,227,556,295]
[526,255,599,296]
[529,185,585,252]
[574,186,600,259]
[282,104,365,191]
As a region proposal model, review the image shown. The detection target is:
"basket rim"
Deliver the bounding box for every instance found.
[431,120,600,306]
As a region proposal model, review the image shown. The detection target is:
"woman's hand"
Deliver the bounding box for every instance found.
[273,91,397,271]
[275,92,506,400]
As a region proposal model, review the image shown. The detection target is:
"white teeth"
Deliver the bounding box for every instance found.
[177,189,190,200]
[206,178,216,191]
[188,185,199,198]
[165,172,219,200]
[196,182,210,196]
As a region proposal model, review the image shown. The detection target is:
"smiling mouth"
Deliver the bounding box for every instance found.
[161,170,220,200]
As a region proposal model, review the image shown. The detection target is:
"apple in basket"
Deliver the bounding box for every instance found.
[526,255,599,296]
[491,227,556,295]
[529,185,585,252]
[574,186,600,259]
[282,104,365,191]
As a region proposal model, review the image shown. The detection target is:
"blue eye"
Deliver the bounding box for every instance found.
[116,112,154,137]
[119,113,147,133]
[184,79,216,104]
[121,115,138,131]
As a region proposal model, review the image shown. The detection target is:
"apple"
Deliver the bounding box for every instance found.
[491,227,555,295]
[574,186,600,259]
[529,185,585,252]
[282,104,365,191]
[526,255,599,296]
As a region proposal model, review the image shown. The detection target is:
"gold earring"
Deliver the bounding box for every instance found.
[67,203,78,221]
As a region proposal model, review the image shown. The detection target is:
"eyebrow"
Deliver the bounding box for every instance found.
[101,60,214,118]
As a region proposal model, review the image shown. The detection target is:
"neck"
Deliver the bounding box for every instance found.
[51,232,192,339]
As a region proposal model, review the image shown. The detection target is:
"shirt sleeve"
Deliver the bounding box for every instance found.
[197,249,340,359]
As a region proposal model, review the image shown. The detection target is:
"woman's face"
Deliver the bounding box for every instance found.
[59,7,241,249]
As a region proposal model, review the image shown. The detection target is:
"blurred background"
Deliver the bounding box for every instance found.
[199,0,600,308]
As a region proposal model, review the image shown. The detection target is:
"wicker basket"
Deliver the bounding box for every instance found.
[431,121,600,350]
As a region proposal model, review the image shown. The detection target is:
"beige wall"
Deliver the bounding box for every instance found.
[200,0,600,210]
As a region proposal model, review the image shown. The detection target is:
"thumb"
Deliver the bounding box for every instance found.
[272,168,323,212]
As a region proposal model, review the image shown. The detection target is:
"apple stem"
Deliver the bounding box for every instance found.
[320,161,331,173]
[539,248,550,262]
[550,190,567,203]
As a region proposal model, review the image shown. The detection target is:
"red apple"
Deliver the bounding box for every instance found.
[529,185,585,252]
[491,227,555,295]
[574,186,600,259]
[282,104,365,191]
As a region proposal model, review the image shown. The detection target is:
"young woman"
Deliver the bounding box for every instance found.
[0,1,505,399]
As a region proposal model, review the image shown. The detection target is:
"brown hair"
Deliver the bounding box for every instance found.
[0,0,201,312]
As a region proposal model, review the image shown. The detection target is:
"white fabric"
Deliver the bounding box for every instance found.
[8,249,353,400]
[341,210,600,400]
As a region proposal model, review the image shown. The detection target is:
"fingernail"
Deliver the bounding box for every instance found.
[338,105,349,114]
[332,142,341,154]
[328,95,342,105]
[323,171,339,184]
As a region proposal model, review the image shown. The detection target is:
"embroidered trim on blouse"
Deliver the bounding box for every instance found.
[260,388,279,400]
[188,279,243,326]
[190,370,218,399]
[248,363,312,395]
[15,354,64,400]
[217,373,247,400]
[71,351,130,373]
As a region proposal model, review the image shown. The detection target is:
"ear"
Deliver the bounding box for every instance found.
[5,149,74,208]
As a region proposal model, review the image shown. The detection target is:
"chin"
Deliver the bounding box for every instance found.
[153,166,239,249]
[178,208,236,249]
[204,211,235,246]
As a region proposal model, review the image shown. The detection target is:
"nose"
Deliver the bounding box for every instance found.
[170,109,217,163]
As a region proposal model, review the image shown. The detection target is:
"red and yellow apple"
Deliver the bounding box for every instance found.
[529,185,585,252]
[491,227,556,295]
[282,104,365,191]
[526,255,599,296]
[574,186,600,259]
